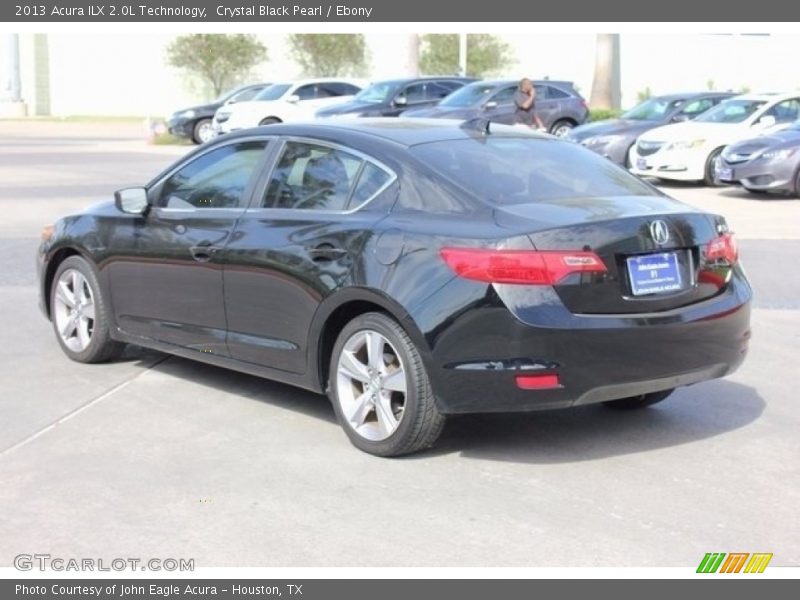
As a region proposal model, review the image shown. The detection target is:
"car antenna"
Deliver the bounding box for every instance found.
[460,118,491,135]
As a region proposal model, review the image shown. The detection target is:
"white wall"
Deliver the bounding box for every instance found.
[1,32,797,117]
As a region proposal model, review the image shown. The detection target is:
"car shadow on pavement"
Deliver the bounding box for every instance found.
[716,187,797,202]
[429,380,765,464]
[140,354,764,463]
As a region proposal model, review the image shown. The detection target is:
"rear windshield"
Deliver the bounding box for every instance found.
[410,137,657,204]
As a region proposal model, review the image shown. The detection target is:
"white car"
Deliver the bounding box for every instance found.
[212,79,364,135]
[629,92,800,185]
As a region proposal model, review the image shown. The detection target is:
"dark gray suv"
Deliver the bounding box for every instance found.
[400,79,589,136]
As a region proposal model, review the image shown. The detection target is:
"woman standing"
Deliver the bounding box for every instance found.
[513,78,545,130]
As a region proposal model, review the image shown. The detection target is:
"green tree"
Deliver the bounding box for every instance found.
[419,34,512,77]
[288,34,368,76]
[166,34,267,98]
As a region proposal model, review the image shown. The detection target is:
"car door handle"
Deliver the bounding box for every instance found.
[189,245,221,262]
[307,244,348,263]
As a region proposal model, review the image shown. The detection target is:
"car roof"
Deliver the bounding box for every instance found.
[727,91,800,103]
[269,78,365,86]
[225,118,550,148]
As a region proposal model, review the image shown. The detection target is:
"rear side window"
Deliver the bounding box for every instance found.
[411,137,656,204]
[546,86,570,99]
[350,163,393,206]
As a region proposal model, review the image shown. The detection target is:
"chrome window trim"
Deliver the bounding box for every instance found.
[249,135,398,215]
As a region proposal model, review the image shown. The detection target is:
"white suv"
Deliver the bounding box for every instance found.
[212,78,365,135]
[629,92,800,185]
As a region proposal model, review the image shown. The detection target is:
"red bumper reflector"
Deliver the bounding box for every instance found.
[515,374,561,389]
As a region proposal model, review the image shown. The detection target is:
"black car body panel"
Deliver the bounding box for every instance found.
[315,77,476,118]
[568,92,735,165]
[38,120,752,415]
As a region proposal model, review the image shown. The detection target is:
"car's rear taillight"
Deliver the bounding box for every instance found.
[705,232,738,265]
[440,248,607,285]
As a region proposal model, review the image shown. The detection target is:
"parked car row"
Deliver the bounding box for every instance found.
[569,91,800,197]
[168,76,590,145]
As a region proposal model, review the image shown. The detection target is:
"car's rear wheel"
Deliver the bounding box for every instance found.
[259,117,281,126]
[602,389,674,410]
[329,312,445,457]
[703,148,724,186]
[51,256,124,363]
[550,120,575,137]
[192,118,214,144]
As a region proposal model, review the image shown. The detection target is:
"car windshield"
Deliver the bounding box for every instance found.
[439,84,497,108]
[355,82,400,103]
[253,84,292,101]
[411,137,656,204]
[621,97,683,121]
[695,99,766,123]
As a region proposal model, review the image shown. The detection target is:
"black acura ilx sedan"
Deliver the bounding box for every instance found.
[38,119,751,456]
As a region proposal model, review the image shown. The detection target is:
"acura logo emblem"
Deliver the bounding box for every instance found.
[649,220,670,245]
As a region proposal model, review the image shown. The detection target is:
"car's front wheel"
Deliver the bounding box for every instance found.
[602,389,674,410]
[192,118,215,144]
[704,148,725,186]
[329,312,445,457]
[50,256,124,363]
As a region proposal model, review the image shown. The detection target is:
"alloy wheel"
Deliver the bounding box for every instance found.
[53,268,96,353]
[196,121,215,144]
[335,329,407,441]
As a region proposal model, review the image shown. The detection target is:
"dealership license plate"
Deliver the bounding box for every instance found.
[717,166,734,181]
[627,252,683,296]
[636,157,647,170]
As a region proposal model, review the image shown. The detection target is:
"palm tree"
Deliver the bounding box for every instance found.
[406,34,420,77]
[589,34,621,110]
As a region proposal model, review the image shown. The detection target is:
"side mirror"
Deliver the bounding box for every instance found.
[286,94,300,104]
[671,113,690,123]
[756,115,776,128]
[114,187,149,215]
[394,96,408,107]
[484,100,498,110]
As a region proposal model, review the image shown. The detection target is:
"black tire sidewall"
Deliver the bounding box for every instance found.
[704,148,724,186]
[328,313,428,456]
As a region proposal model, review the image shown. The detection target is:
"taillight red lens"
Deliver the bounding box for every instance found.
[440,248,607,285]
[705,232,738,264]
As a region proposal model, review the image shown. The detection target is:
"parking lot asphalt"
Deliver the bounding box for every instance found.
[0,121,798,567]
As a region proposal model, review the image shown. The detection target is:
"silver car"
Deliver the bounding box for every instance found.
[716,120,800,196]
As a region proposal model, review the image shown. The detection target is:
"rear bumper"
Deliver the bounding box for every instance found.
[419,272,752,414]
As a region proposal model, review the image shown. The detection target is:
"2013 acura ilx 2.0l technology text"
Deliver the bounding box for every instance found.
[37,120,752,457]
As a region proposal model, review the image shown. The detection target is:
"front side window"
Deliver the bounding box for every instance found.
[762,99,800,124]
[695,99,766,124]
[398,83,427,104]
[156,141,268,209]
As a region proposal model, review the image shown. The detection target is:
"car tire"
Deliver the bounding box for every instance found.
[50,256,124,364]
[703,148,725,187]
[191,119,214,144]
[328,312,445,457]
[259,117,281,126]
[793,166,800,199]
[602,389,674,410]
[550,120,575,137]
